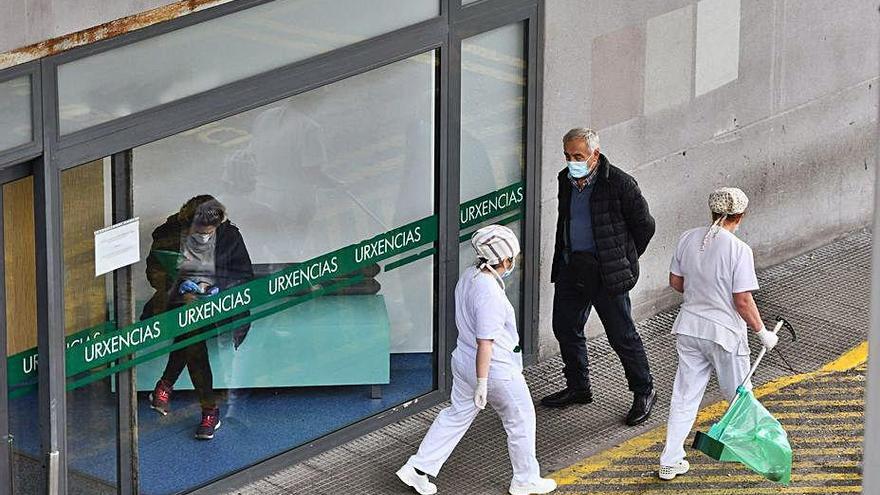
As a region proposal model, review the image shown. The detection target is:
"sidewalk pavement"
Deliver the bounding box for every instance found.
[227,230,871,495]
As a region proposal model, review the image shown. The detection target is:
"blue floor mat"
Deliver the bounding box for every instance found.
[9,353,434,495]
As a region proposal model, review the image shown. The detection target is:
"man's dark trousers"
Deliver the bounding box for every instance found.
[552,251,653,394]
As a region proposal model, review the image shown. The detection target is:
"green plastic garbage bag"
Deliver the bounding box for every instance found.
[693,385,792,485]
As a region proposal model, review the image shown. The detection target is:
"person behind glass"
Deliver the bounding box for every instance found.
[396,225,557,495]
[541,128,657,427]
[143,195,254,440]
[658,187,778,480]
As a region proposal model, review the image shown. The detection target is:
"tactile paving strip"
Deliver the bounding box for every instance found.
[226,230,872,495]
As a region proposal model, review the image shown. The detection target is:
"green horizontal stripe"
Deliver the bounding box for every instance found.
[7,181,528,388]
[459,182,523,230]
[6,320,115,389]
[66,276,364,392]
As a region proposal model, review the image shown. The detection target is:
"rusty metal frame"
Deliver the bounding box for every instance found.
[0,0,234,70]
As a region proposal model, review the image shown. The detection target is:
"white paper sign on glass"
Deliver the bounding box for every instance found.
[94,218,141,276]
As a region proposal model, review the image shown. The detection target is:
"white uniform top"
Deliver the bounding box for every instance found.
[670,227,760,353]
[452,265,523,380]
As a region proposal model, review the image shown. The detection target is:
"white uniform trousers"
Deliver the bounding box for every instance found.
[660,334,751,466]
[407,353,541,484]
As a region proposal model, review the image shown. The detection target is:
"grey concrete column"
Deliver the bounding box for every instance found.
[862,31,880,493]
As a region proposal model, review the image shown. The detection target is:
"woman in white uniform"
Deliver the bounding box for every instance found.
[658,187,779,480]
[396,225,557,495]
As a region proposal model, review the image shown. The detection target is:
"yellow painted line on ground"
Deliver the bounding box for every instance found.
[784,423,864,432]
[624,446,861,460]
[763,399,864,407]
[555,486,862,495]
[790,447,862,456]
[575,472,861,486]
[813,374,865,383]
[821,343,869,372]
[775,411,864,420]
[551,341,868,486]
[795,435,862,444]
[594,460,859,475]
[773,386,866,396]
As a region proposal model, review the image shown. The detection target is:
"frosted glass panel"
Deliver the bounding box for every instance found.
[58,0,438,134]
[0,76,32,151]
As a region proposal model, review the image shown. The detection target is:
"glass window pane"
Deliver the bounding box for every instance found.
[58,0,439,134]
[128,52,436,494]
[459,23,527,323]
[60,157,119,494]
[0,77,32,151]
[4,176,42,494]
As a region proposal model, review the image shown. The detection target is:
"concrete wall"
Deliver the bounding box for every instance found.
[0,0,181,54]
[539,0,879,357]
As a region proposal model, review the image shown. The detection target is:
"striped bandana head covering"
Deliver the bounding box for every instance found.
[701,187,749,251]
[471,224,520,289]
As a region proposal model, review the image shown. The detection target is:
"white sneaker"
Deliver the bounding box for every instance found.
[658,460,690,480]
[396,464,438,495]
[509,477,557,495]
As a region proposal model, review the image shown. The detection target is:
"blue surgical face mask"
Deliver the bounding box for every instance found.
[501,258,515,279]
[567,161,590,179]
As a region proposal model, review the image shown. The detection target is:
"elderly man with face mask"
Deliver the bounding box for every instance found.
[543,128,657,428]
[657,187,778,481]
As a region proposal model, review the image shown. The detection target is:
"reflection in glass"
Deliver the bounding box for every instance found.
[60,158,119,494]
[57,0,439,134]
[0,77,32,151]
[459,23,527,323]
[130,52,437,494]
[4,177,43,494]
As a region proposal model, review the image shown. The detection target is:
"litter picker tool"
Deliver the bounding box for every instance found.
[692,318,796,485]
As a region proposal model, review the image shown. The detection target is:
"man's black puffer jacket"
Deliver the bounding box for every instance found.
[551,153,655,295]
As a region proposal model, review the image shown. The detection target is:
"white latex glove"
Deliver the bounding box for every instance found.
[756,327,778,351]
[474,378,488,410]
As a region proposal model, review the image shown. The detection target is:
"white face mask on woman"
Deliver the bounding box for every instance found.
[192,232,214,244]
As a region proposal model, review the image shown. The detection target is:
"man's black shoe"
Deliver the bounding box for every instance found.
[625,389,656,426]
[540,388,593,408]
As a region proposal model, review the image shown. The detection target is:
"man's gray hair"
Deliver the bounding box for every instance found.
[563,127,600,153]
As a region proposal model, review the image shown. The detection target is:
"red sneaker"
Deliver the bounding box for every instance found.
[149,380,173,416]
[195,408,221,440]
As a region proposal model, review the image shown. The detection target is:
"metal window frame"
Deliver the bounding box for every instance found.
[0,176,8,495]
[0,61,43,169]
[0,0,544,492]
[111,150,138,495]
[35,59,67,493]
[451,0,544,362]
